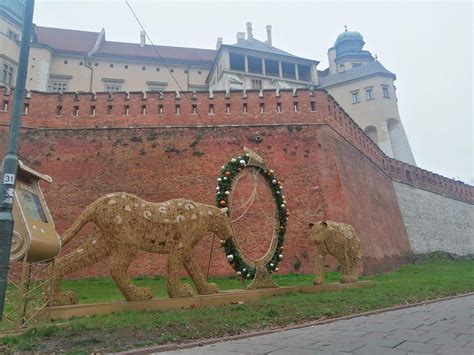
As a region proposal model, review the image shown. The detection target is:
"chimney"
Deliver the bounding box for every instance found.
[266,25,272,47]
[246,22,253,41]
[216,37,223,50]
[236,32,245,43]
[140,31,146,48]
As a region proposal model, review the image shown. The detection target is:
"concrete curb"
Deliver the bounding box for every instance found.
[120,292,474,354]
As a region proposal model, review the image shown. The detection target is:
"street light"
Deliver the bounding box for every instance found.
[0,0,35,319]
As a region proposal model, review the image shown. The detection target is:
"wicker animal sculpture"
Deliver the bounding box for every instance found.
[308,221,362,285]
[50,193,234,306]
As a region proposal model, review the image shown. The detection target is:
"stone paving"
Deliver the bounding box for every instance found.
[160,295,473,354]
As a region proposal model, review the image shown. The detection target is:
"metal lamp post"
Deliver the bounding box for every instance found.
[0,0,35,319]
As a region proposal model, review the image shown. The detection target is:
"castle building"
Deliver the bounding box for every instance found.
[319,30,416,165]
[0,0,24,87]
[0,1,415,164]
[0,1,472,276]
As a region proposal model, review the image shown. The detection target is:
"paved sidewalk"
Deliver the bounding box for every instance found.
[160,295,473,354]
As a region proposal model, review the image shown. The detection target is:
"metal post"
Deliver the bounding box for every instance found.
[0,0,35,319]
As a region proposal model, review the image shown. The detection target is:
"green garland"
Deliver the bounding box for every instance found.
[215,153,288,279]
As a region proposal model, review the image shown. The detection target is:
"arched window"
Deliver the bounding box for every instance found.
[364,125,378,144]
[338,64,345,73]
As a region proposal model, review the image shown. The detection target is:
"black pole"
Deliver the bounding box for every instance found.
[0,0,35,319]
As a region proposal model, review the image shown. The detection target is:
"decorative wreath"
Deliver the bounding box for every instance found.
[215,151,288,279]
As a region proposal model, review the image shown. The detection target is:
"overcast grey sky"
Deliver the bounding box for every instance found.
[34,0,473,183]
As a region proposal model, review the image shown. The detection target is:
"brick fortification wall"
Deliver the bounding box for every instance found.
[0,87,472,278]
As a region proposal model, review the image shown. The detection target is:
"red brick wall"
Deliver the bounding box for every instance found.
[0,123,410,277]
[1,88,471,203]
[0,87,471,278]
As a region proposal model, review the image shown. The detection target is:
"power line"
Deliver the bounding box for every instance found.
[124,0,230,156]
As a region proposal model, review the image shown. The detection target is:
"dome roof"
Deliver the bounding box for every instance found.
[334,28,367,58]
[334,30,364,47]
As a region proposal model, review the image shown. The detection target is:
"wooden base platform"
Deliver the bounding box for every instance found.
[40,281,374,320]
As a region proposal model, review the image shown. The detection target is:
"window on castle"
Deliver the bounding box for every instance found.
[338,64,345,73]
[247,56,262,74]
[229,52,245,71]
[281,62,296,79]
[251,79,262,90]
[7,29,18,41]
[297,64,311,82]
[265,59,279,77]
[2,64,14,85]
[51,81,68,93]
[351,91,360,104]
[148,84,166,92]
[366,88,374,100]
[276,102,282,113]
[105,84,121,93]
[382,86,390,98]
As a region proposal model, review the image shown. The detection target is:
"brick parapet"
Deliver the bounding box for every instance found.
[387,159,472,203]
[0,86,471,204]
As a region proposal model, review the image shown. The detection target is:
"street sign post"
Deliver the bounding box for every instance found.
[0,0,35,319]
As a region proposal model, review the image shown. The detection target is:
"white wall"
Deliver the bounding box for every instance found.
[393,181,474,255]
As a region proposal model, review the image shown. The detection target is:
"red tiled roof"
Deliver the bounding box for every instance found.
[34,26,217,64]
[35,26,99,53]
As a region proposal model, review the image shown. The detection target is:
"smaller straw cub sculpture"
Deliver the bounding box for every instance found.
[308,221,362,285]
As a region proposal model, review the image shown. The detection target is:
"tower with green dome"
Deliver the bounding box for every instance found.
[320,27,416,165]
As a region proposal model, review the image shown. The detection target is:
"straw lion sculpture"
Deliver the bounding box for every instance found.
[308,221,362,285]
[50,192,234,305]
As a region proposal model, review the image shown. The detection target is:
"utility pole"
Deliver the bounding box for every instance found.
[0,0,35,319]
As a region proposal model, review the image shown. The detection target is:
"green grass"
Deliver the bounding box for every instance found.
[58,272,344,304]
[1,258,473,353]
